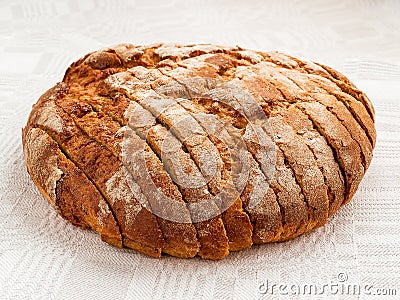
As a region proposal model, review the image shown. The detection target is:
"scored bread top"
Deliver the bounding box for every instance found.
[23,43,376,260]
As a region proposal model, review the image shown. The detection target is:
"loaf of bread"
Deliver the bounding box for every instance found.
[22,43,376,259]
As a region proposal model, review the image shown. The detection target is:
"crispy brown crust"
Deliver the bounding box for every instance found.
[58,96,200,258]
[22,117,122,248]
[25,84,165,258]
[23,43,376,259]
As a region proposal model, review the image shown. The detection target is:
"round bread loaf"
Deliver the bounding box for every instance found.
[22,43,376,260]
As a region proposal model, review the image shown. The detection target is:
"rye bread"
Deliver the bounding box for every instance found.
[22,43,376,259]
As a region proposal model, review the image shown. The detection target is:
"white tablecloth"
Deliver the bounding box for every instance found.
[1,1,399,299]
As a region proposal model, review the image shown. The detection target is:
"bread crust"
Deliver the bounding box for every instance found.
[23,43,376,259]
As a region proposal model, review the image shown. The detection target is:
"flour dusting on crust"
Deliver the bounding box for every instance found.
[35,101,64,133]
[24,128,63,206]
[105,167,142,226]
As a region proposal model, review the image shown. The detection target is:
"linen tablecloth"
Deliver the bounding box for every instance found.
[0,1,399,299]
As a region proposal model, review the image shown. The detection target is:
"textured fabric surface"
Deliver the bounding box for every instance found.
[0,0,399,299]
